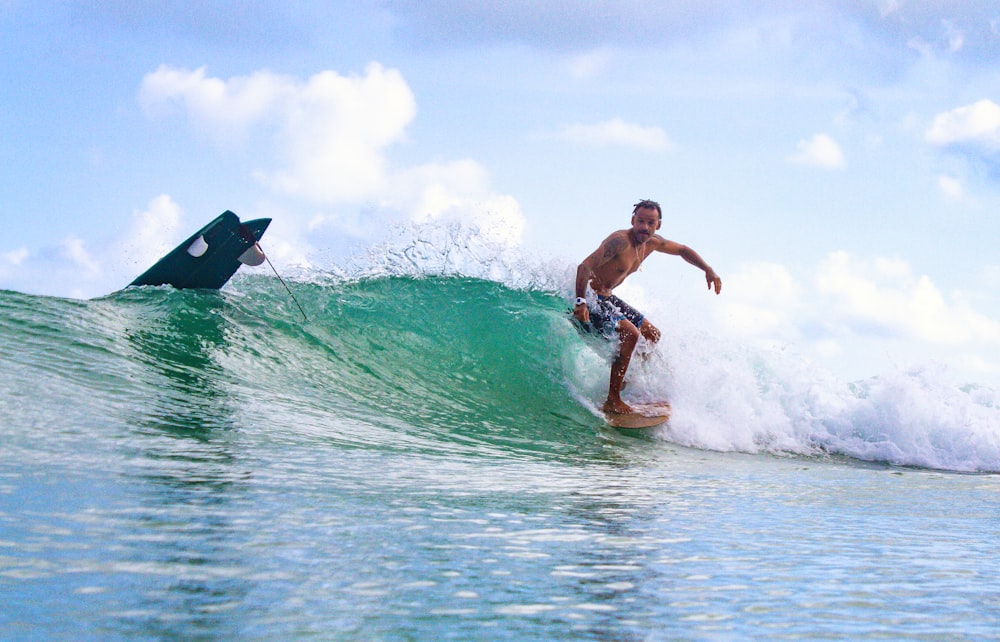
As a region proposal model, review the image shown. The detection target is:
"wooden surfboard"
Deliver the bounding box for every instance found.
[604,402,671,429]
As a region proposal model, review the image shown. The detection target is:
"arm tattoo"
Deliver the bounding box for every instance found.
[602,237,625,261]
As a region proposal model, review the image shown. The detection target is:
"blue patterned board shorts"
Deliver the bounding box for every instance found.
[587,294,645,339]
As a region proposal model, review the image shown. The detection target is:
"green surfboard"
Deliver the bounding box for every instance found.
[129,211,271,290]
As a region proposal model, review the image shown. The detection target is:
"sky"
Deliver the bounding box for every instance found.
[2,1,1000,385]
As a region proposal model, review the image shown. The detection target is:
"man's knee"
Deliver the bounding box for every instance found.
[617,320,640,349]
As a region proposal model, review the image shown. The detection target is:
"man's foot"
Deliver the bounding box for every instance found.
[603,398,634,415]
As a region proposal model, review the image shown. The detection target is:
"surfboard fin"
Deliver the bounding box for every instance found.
[187,235,209,257]
[238,244,266,266]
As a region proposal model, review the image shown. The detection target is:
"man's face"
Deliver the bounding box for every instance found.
[630,206,660,242]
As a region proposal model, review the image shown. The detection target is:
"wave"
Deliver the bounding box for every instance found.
[2,226,998,473]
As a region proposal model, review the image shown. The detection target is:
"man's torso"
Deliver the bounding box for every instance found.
[589,231,655,295]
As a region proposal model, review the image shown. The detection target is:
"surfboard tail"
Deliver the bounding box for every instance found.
[128,211,272,290]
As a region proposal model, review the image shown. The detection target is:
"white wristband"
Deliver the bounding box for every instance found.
[574,297,586,306]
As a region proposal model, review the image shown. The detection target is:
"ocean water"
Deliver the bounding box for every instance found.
[3,234,1000,639]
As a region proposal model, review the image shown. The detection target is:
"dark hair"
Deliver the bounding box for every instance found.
[633,199,662,221]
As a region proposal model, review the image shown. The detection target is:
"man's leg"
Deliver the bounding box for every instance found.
[604,319,640,414]
[604,319,662,414]
[640,320,661,344]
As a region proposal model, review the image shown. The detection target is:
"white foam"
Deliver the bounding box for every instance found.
[629,320,1000,472]
[552,279,1000,472]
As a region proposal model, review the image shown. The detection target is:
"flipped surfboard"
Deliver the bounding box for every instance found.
[605,402,671,429]
[129,211,271,290]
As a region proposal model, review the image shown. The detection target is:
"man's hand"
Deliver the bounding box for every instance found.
[573,303,590,324]
[706,270,722,294]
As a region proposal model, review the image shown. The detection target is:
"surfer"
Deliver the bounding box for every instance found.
[573,199,722,415]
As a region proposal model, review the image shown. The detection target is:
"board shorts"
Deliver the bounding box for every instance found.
[588,294,645,339]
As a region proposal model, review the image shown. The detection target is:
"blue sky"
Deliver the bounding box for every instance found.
[3,1,1000,384]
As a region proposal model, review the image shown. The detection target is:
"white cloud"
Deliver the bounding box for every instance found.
[954,352,1000,376]
[0,247,30,287]
[906,36,933,58]
[716,261,802,339]
[816,251,1000,345]
[713,254,1000,373]
[140,63,417,203]
[139,64,524,245]
[58,237,100,275]
[3,247,29,266]
[114,194,185,275]
[942,20,965,53]
[0,236,105,299]
[877,0,902,18]
[567,49,613,79]
[261,66,417,202]
[786,133,846,169]
[557,118,674,151]
[925,99,1000,148]
[936,174,977,205]
[0,195,191,298]
[350,159,526,246]
[814,339,843,358]
[139,65,290,143]
[937,174,964,200]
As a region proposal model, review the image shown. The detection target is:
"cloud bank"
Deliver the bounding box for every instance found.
[140,64,526,246]
[816,252,1000,345]
[140,63,417,203]
[717,251,1000,373]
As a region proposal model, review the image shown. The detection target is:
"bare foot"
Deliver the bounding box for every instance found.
[603,399,634,415]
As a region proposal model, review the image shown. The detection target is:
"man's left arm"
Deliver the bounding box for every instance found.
[653,237,722,294]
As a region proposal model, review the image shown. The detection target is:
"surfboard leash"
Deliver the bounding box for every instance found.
[257,243,309,323]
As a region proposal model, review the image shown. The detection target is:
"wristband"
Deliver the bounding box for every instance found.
[574,297,586,306]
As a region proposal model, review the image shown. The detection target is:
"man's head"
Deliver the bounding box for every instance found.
[630,199,661,243]
[632,199,662,221]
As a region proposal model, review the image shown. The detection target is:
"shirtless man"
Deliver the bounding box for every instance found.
[573,199,722,415]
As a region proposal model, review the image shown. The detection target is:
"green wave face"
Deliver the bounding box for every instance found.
[1,276,608,465]
[280,275,603,456]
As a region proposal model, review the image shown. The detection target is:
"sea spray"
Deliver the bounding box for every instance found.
[298,221,574,294]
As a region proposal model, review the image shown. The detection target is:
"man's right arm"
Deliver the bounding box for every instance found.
[574,233,625,321]
[574,261,594,323]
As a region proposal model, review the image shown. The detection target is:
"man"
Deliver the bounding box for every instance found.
[573,199,722,415]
